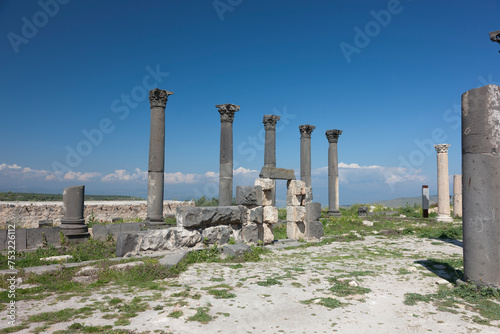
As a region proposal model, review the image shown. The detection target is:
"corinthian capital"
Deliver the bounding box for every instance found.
[263,115,281,131]
[326,129,342,143]
[216,104,240,123]
[149,88,173,108]
[434,144,450,154]
[299,124,316,138]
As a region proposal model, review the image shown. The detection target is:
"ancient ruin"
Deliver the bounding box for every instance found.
[326,129,342,217]
[462,84,500,288]
[453,174,462,218]
[146,88,173,228]
[60,185,89,242]
[434,144,453,223]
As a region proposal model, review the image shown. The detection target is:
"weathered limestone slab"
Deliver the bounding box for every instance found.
[159,250,189,268]
[202,226,231,245]
[305,221,324,240]
[462,84,500,288]
[27,227,60,249]
[176,206,241,228]
[263,223,274,244]
[116,227,202,257]
[306,203,322,222]
[255,178,275,206]
[304,186,313,204]
[288,180,306,195]
[287,221,305,240]
[236,186,263,206]
[259,167,295,180]
[263,206,278,224]
[287,206,306,223]
[241,223,262,243]
[41,255,72,262]
[223,242,251,257]
[255,178,274,191]
[15,228,27,251]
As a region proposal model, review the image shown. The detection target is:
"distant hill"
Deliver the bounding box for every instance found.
[369,195,438,208]
[0,192,144,202]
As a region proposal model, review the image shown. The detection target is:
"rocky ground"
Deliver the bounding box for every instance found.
[2,233,499,334]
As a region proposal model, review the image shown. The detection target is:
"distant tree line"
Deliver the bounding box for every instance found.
[0,192,144,202]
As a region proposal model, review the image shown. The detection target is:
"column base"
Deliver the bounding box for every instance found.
[145,218,167,229]
[436,214,454,223]
[327,210,341,217]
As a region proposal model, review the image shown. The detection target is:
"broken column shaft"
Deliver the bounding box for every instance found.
[217,103,240,206]
[146,88,173,227]
[60,185,89,242]
[462,84,500,288]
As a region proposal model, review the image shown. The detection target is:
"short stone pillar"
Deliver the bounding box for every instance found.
[146,88,173,228]
[422,185,429,218]
[326,129,342,217]
[263,115,280,205]
[462,84,500,288]
[434,144,453,223]
[217,104,240,206]
[299,124,315,187]
[453,175,462,218]
[60,185,89,242]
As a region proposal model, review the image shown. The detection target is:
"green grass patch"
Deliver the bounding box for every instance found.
[168,310,183,318]
[188,307,212,323]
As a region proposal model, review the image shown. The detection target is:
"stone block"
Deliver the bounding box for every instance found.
[176,206,241,228]
[263,223,274,244]
[223,242,251,257]
[116,232,140,257]
[358,206,368,217]
[262,190,273,206]
[287,180,306,196]
[159,250,189,268]
[229,224,242,241]
[305,221,324,240]
[255,178,274,191]
[38,220,53,227]
[241,223,262,243]
[304,186,313,204]
[305,203,322,222]
[263,206,278,224]
[27,227,60,249]
[15,228,27,251]
[287,195,303,206]
[236,186,263,206]
[202,226,231,245]
[259,167,296,180]
[248,206,263,224]
[287,206,306,222]
[286,221,305,240]
[0,229,6,251]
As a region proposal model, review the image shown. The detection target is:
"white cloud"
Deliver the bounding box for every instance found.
[101,168,147,182]
[63,171,101,181]
[234,167,258,175]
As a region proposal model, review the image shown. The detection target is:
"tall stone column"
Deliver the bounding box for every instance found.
[217,103,240,206]
[422,185,429,218]
[453,175,462,218]
[60,185,89,242]
[146,88,173,227]
[434,144,453,223]
[326,129,342,217]
[299,125,315,187]
[462,84,500,288]
[263,115,280,205]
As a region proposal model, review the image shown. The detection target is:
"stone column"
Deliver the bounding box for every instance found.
[453,175,462,218]
[434,144,453,223]
[263,115,280,205]
[217,103,240,206]
[422,185,429,218]
[146,88,173,227]
[60,185,89,242]
[462,84,500,288]
[326,129,342,217]
[299,124,315,187]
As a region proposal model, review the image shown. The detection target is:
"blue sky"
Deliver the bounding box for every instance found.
[0,0,499,206]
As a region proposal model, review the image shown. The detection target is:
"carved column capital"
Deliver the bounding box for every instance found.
[299,124,316,138]
[216,104,240,123]
[326,129,343,143]
[263,115,281,131]
[434,144,450,154]
[149,88,173,108]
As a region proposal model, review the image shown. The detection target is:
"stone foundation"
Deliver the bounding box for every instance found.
[0,200,195,228]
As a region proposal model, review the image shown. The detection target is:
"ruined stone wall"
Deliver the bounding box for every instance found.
[0,200,195,228]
